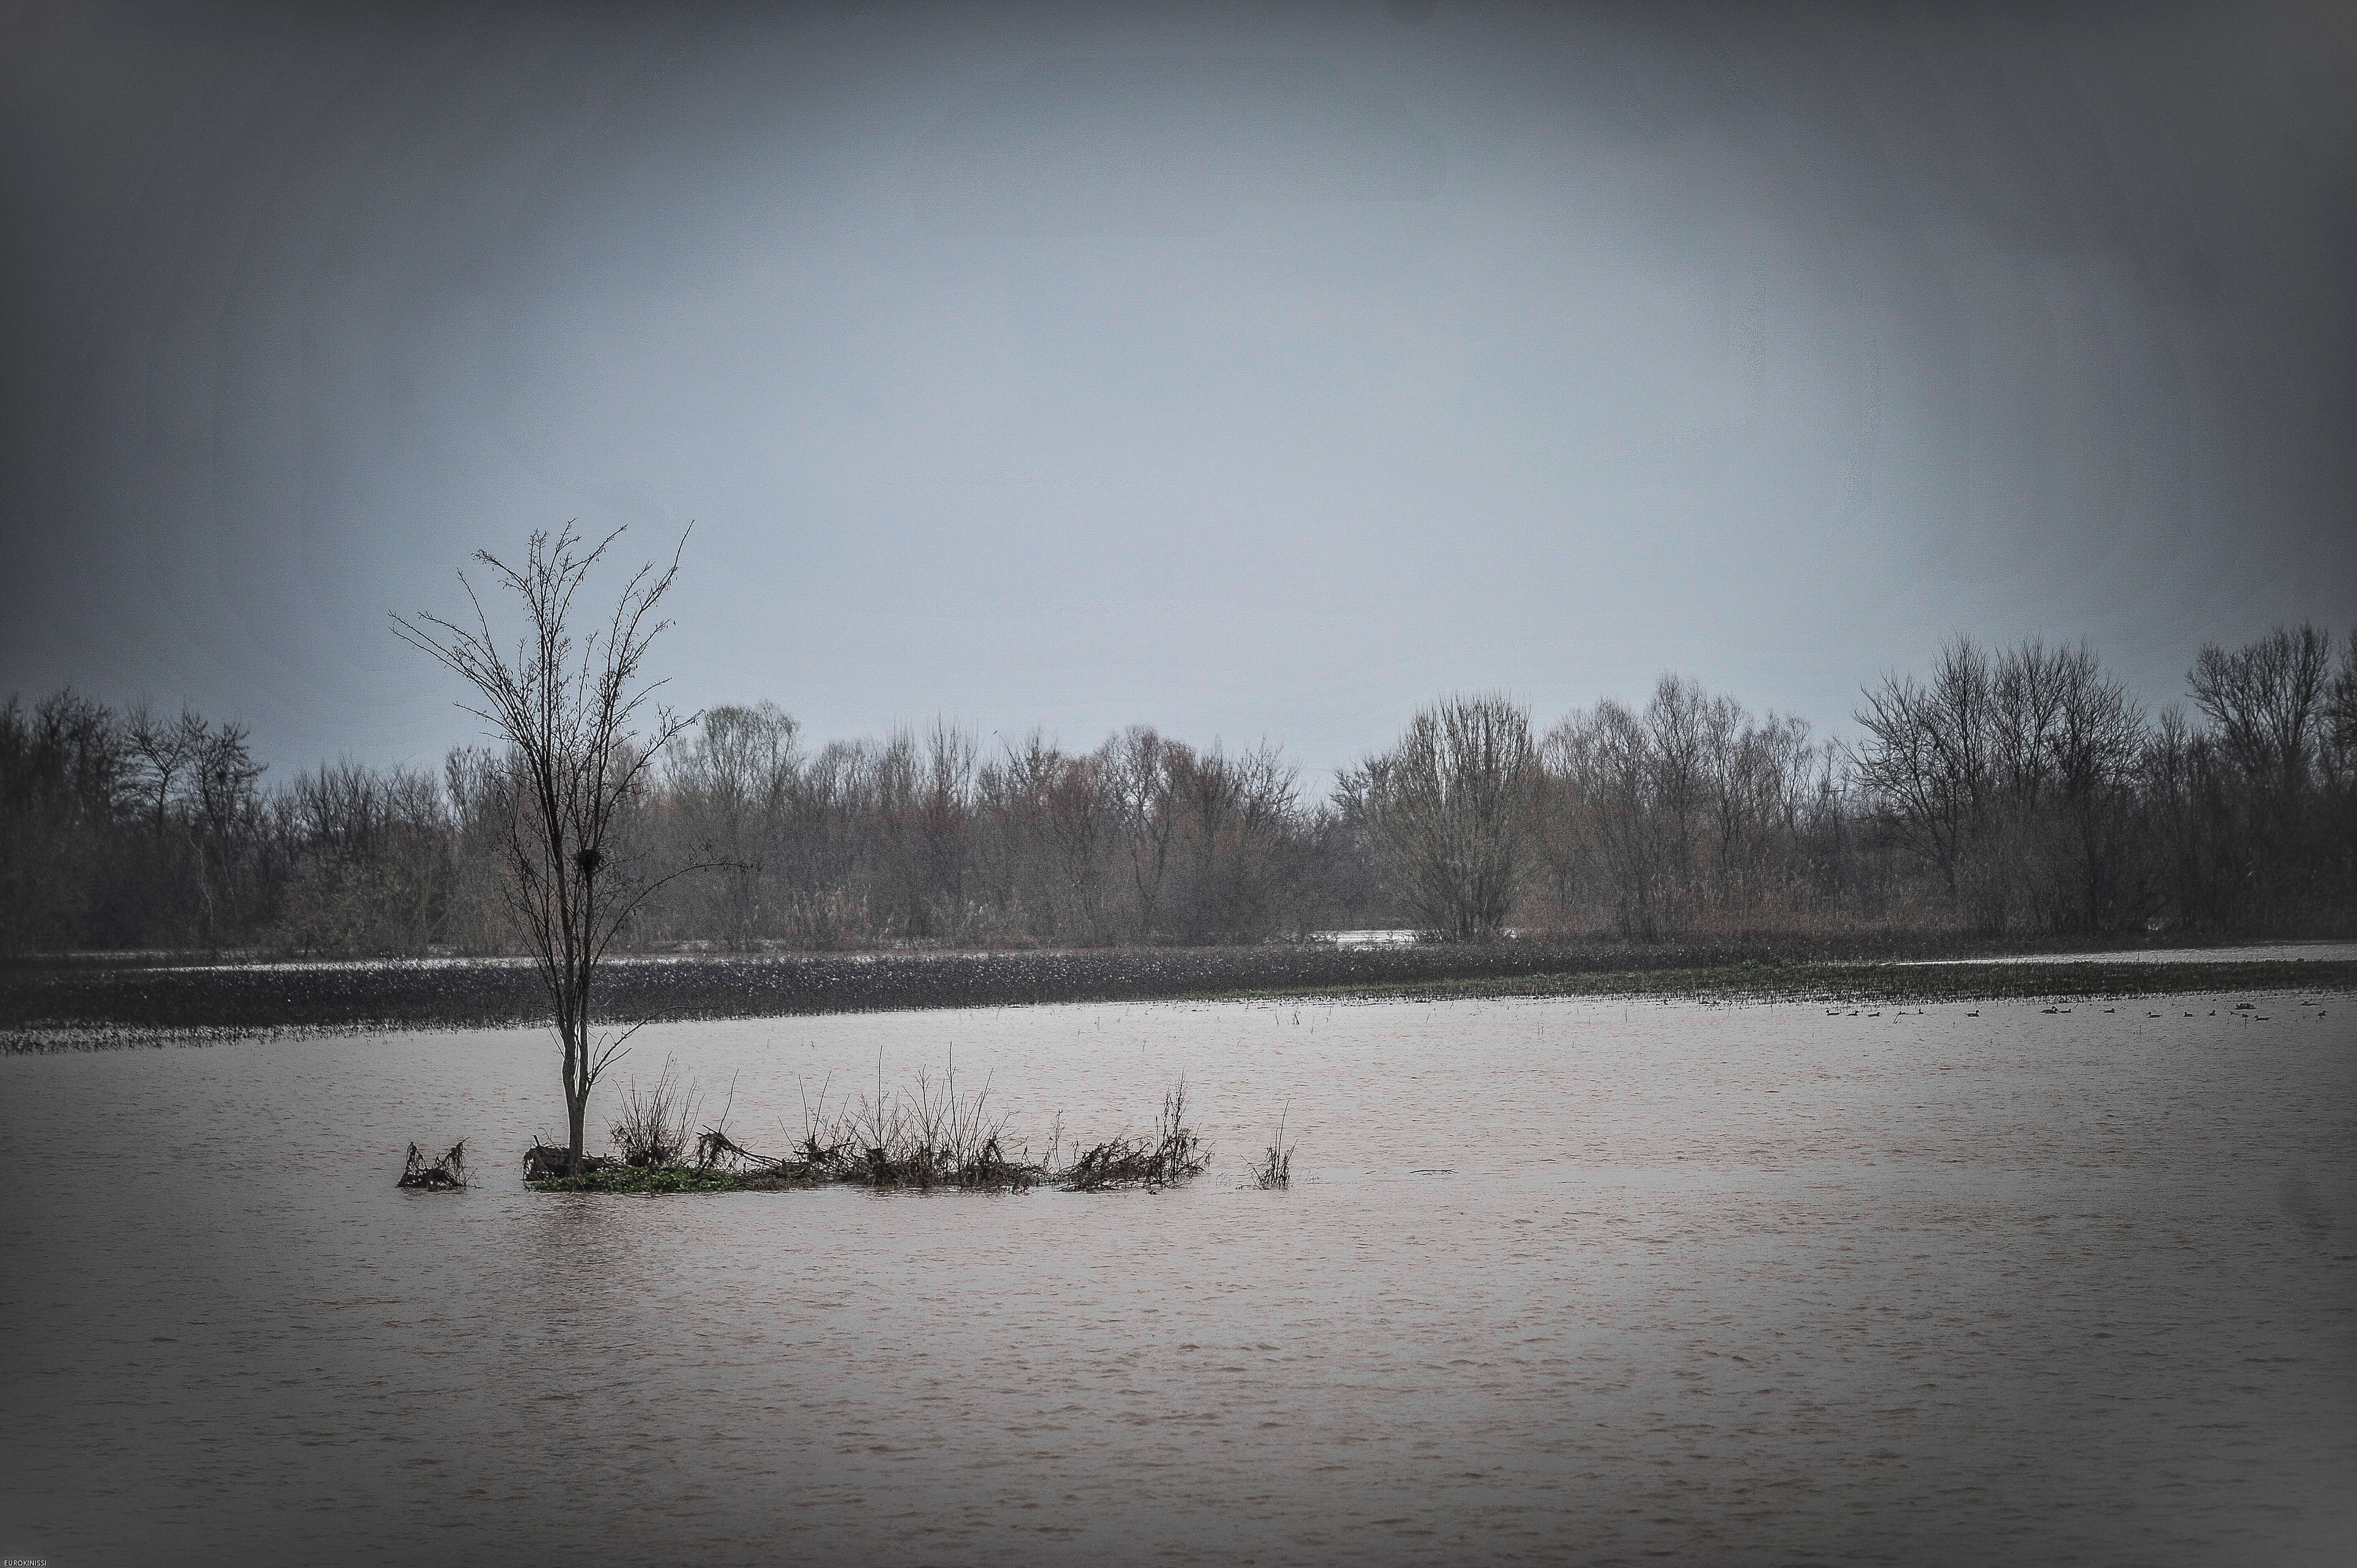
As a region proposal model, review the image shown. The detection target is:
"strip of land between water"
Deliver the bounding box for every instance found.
[1215,958,2357,1007]
[4,940,2350,1048]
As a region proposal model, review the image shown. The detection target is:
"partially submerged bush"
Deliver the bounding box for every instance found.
[1249,1104,1294,1190]
[786,1060,1046,1191]
[610,1057,700,1167]
[398,1139,468,1190]
[1065,1084,1209,1192]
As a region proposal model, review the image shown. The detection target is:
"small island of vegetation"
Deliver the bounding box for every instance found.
[519,1058,1210,1196]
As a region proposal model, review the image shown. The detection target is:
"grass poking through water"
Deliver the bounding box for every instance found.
[532,1060,1214,1195]
[1249,1102,1294,1190]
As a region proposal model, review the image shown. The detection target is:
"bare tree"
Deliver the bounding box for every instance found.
[1545,699,1663,937]
[1645,674,1716,898]
[1106,726,1183,940]
[2189,624,2333,802]
[2048,642,2144,930]
[669,702,799,949]
[1362,694,1537,941]
[917,717,978,936]
[126,703,207,840]
[2326,627,2357,791]
[184,717,266,949]
[393,524,695,1175]
[1041,740,1116,940]
[1851,638,1994,915]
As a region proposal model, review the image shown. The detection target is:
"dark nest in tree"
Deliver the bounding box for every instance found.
[397,1139,469,1190]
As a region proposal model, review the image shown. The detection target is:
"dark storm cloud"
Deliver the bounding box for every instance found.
[0,1,2349,783]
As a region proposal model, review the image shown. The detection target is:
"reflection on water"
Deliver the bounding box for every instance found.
[3,996,2352,1565]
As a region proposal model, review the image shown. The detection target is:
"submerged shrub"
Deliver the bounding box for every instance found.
[790,1059,1046,1191]
[1065,1083,1209,1192]
[398,1139,468,1190]
[610,1057,700,1167]
[1249,1104,1294,1190]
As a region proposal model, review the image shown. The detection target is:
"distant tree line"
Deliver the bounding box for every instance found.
[4,623,2351,958]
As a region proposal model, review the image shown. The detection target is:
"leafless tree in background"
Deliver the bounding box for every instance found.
[1108,726,1183,940]
[126,703,206,841]
[2190,625,2333,803]
[1361,694,1538,941]
[1852,637,2154,933]
[668,701,799,950]
[8,623,2350,958]
[0,691,130,954]
[917,717,978,937]
[1538,680,1847,939]
[274,759,451,956]
[1852,638,1993,915]
[2186,623,2338,925]
[2046,643,2145,932]
[1543,697,1664,936]
[2326,629,2357,791]
[393,524,695,1174]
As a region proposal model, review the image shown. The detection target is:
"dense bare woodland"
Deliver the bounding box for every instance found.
[4,625,2353,958]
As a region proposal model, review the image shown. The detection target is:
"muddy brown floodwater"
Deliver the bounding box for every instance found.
[2,994,2351,1565]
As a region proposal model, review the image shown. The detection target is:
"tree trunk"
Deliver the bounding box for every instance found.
[563,1022,590,1174]
[567,1090,589,1175]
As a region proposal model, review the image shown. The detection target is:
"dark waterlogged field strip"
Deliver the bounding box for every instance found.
[2,941,1858,1036]
[3,941,2352,1048]
[1218,958,2357,1008]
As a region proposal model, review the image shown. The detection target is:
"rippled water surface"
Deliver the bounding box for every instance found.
[5,993,2353,1565]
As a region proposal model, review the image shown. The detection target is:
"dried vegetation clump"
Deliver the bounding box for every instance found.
[527,1059,1218,1196]
[609,1058,699,1167]
[397,1139,468,1190]
[1064,1085,1211,1192]
[779,1060,1047,1191]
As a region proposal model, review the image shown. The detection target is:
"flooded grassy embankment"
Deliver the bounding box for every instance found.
[3,939,2351,1046]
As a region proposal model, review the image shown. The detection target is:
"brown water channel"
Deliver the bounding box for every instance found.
[3,994,2351,1565]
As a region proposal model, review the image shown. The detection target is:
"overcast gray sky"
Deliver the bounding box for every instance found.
[3,0,2351,789]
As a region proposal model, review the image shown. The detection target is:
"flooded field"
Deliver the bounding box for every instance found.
[24,941,2351,1041]
[3,993,2351,1565]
